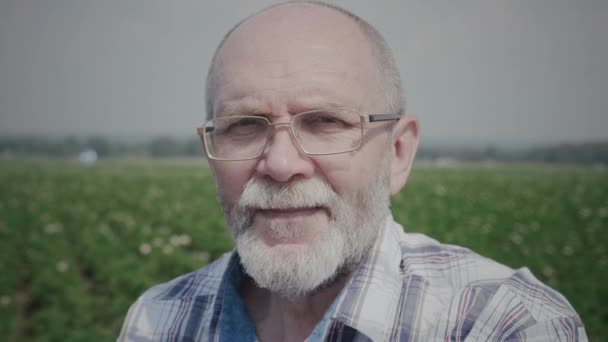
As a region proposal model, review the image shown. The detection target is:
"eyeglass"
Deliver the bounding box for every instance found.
[197,108,400,161]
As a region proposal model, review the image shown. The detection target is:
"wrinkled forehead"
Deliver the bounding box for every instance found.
[211,4,382,114]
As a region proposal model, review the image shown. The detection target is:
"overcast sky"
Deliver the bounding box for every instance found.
[0,0,606,146]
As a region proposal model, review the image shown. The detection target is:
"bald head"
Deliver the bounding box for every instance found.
[205,1,403,119]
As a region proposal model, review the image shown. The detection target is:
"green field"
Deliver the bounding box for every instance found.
[1,159,606,341]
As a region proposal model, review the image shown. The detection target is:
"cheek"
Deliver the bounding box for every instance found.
[210,161,256,203]
[315,156,372,201]
[318,141,388,199]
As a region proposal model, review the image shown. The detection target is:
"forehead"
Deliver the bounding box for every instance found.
[216,90,352,117]
[212,4,382,115]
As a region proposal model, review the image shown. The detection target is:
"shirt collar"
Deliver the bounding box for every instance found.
[330,215,405,341]
[218,255,257,341]
[220,215,404,341]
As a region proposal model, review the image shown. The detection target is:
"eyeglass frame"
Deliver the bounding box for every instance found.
[196,109,401,161]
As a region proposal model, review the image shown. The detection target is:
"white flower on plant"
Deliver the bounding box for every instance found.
[509,232,523,245]
[542,265,554,278]
[0,295,11,306]
[169,234,192,247]
[44,223,61,234]
[180,234,192,246]
[139,243,152,255]
[434,184,447,196]
[480,223,492,234]
[191,251,210,263]
[56,261,69,273]
[162,245,174,255]
[170,235,181,247]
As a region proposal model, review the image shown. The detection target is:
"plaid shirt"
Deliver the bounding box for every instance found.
[119,216,587,341]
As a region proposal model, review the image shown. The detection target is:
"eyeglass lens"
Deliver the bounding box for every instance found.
[204,109,362,160]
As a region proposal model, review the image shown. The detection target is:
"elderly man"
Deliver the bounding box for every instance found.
[119,2,586,341]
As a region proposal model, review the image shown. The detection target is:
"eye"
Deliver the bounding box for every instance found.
[297,111,358,133]
[217,117,266,135]
[235,117,263,127]
[302,113,345,126]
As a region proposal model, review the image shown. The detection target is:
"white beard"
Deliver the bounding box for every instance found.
[219,158,391,299]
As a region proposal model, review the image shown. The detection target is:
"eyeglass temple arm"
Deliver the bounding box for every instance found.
[368,113,401,122]
[195,127,215,135]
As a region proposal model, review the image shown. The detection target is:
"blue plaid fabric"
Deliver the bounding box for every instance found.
[118,216,587,341]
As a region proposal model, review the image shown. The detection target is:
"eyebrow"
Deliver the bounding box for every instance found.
[216,96,266,117]
[287,98,347,113]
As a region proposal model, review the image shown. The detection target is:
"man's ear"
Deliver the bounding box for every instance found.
[389,114,419,196]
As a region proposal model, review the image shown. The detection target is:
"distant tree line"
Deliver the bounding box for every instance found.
[1,136,607,165]
[416,142,608,165]
[0,136,202,158]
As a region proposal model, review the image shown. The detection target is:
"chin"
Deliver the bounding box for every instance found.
[235,226,348,298]
[251,212,328,246]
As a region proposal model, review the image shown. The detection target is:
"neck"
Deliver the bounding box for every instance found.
[241,271,352,342]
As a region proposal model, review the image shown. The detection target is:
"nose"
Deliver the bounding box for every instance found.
[255,125,315,183]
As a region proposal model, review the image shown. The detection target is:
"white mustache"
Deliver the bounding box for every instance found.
[239,177,336,211]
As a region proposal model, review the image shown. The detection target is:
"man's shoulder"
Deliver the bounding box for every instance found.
[386,226,586,339]
[117,251,235,341]
[396,229,515,285]
[396,229,577,317]
[136,250,235,302]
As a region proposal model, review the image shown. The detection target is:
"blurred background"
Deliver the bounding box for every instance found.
[0,0,606,341]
